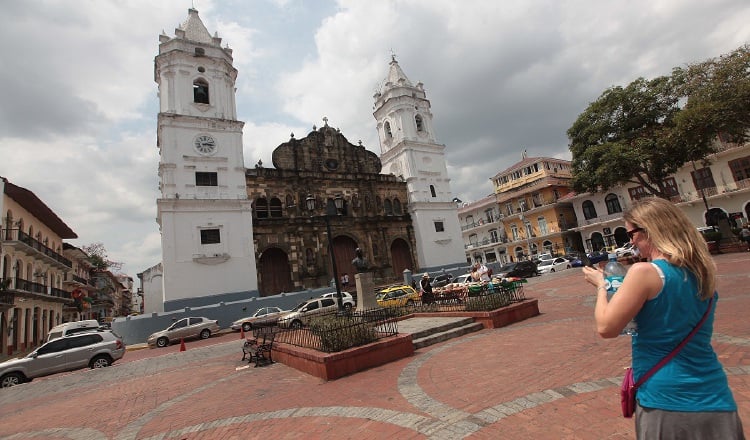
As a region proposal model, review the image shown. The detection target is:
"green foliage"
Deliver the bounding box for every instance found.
[702,231,723,242]
[308,315,377,353]
[568,44,750,196]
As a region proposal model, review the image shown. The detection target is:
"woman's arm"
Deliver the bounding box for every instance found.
[583,262,661,338]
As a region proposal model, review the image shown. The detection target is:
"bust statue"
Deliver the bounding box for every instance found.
[351,248,369,273]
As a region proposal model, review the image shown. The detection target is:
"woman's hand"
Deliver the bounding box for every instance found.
[582,266,605,289]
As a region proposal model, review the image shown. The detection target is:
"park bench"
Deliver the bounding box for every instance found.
[241,327,278,367]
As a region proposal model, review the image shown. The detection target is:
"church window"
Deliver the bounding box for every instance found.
[193,78,209,104]
[430,185,436,198]
[375,196,382,213]
[384,121,392,139]
[384,199,393,215]
[269,198,283,218]
[434,221,444,232]
[415,115,424,132]
[393,198,402,215]
[285,194,294,208]
[255,198,269,219]
[195,172,217,186]
[200,228,220,245]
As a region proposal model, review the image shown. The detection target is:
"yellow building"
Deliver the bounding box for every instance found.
[491,155,580,260]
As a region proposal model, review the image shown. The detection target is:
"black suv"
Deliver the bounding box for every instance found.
[496,261,538,278]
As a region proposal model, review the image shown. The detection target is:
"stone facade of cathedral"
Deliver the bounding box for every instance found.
[246,121,417,295]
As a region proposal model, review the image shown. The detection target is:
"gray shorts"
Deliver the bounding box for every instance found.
[636,404,745,440]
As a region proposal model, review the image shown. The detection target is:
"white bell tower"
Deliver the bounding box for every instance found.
[155,8,257,310]
[373,56,465,270]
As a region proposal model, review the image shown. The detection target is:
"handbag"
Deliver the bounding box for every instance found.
[620,295,714,418]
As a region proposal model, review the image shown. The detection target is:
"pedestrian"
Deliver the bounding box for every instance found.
[581,197,744,438]
[340,273,350,289]
[740,225,750,251]
[420,273,434,305]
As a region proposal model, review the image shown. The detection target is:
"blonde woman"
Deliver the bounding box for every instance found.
[582,198,744,439]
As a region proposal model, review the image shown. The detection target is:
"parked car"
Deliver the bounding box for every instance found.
[532,253,554,264]
[495,261,538,278]
[430,273,453,288]
[230,307,286,332]
[320,291,357,308]
[586,250,609,265]
[452,274,473,284]
[537,257,571,274]
[46,319,101,342]
[614,242,635,257]
[376,285,421,307]
[147,317,220,348]
[0,330,125,388]
[278,297,340,329]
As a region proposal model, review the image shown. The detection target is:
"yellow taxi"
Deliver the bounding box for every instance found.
[376,285,420,307]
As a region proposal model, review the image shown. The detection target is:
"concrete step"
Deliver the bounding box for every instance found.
[412,321,484,350]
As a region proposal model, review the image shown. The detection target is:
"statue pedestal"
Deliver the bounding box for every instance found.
[355,272,377,311]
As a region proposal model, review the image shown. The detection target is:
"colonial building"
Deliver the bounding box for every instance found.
[569,140,750,251]
[374,57,465,271]
[0,176,77,356]
[457,195,507,266]
[490,155,581,261]
[247,120,417,295]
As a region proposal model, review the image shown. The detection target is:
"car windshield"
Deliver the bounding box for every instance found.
[290,301,308,312]
[499,264,516,271]
[538,260,553,267]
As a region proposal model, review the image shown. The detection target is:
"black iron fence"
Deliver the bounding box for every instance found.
[276,307,399,353]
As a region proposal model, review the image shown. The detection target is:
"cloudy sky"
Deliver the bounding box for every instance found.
[1,0,748,278]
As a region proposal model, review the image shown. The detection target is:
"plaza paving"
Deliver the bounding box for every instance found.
[0,253,748,439]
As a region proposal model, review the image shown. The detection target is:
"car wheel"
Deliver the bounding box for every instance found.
[551,269,555,272]
[0,372,24,388]
[89,355,112,369]
[156,337,169,347]
[242,322,252,333]
[291,320,302,329]
[199,329,211,339]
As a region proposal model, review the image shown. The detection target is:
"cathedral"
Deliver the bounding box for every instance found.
[154,9,464,311]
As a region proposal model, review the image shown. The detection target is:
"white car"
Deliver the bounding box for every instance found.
[320,291,356,308]
[537,257,571,274]
[614,242,635,257]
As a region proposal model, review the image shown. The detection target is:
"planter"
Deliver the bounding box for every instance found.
[415,299,540,329]
[272,333,414,381]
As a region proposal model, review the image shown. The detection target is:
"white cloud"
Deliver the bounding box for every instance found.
[1,0,748,279]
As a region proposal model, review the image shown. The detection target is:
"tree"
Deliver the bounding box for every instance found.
[568,44,750,196]
[81,242,122,271]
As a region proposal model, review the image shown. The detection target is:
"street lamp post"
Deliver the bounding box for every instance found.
[306,194,346,313]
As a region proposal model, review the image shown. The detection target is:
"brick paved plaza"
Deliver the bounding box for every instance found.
[0,253,747,439]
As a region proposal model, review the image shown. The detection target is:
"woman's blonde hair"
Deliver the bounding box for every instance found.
[623,197,716,299]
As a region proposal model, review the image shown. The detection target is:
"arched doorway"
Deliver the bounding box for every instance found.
[331,236,358,285]
[390,238,414,280]
[258,248,293,296]
[613,227,629,247]
[589,232,605,251]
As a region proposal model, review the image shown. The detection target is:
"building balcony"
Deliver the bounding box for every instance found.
[460,217,500,231]
[0,277,73,305]
[2,229,72,269]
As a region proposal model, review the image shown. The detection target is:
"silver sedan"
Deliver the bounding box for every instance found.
[147,317,220,348]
